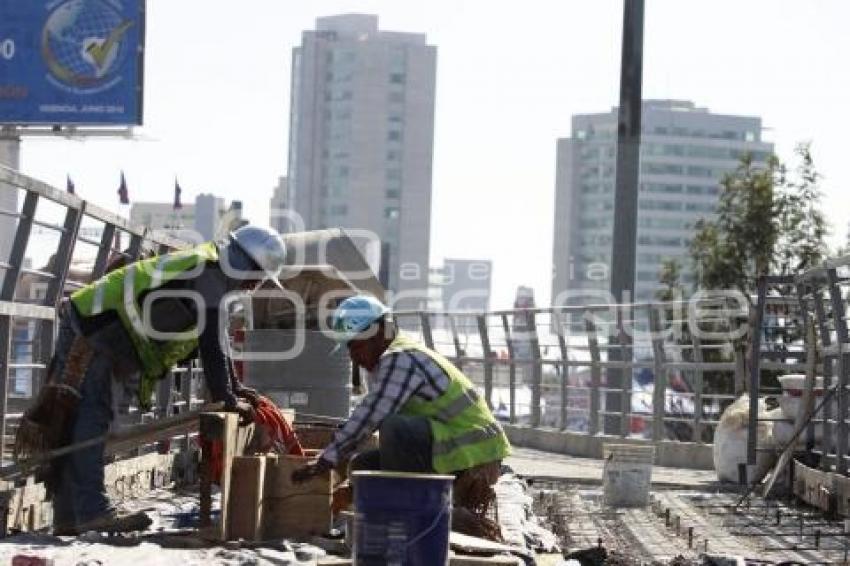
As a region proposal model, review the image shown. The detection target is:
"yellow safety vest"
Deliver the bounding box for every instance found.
[70,242,219,407]
[390,334,511,473]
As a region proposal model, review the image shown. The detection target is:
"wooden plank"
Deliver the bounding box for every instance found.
[263,454,334,539]
[793,459,836,516]
[217,413,239,541]
[227,456,266,541]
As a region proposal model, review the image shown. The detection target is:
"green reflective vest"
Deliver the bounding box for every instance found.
[390,334,512,474]
[70,242,220,407]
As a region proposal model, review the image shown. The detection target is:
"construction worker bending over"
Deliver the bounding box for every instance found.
[292,295,511,518]
[17,226,287,535]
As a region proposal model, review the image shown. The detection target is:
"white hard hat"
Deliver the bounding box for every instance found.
[227,225,287,288]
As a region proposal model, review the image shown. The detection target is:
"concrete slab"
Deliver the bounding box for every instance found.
[506,447,718,488]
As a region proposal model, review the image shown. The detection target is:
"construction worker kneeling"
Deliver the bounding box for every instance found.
[292,295,511,537]
[15,225,287,535]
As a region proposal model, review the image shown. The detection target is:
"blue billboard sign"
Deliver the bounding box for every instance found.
[0,0,145,125]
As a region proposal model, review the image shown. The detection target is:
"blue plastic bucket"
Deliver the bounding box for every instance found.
[352,471,454,565]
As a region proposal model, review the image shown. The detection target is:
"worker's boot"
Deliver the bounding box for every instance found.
[74,509,152,534]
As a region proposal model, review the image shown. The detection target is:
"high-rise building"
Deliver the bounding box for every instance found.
[269,176,288,234]
[285,14,437,308]
[551,100,774,305]
[130,193,236,242]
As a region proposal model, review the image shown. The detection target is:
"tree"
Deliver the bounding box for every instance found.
[690,143,828,300]
[655,258,683,303]
[684,144,829,400]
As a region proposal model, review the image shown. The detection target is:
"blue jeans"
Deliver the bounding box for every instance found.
[51,312,117,527]
[350,414,434,474]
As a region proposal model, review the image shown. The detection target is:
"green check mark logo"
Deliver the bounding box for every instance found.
[85,19,133,71]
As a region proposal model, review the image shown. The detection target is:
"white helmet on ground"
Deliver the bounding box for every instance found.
[227,225,287,287]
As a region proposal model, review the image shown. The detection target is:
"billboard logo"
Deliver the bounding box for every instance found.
[41,0,133,93]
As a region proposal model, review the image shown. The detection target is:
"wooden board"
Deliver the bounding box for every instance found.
[263,453,335,539]
[227,456,266,540]
[792,459,836,516]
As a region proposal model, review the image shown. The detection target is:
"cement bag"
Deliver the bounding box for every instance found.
[713,395,776,483]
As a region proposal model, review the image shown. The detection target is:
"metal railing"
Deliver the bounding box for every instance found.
[0,166,205,467]
[748,262,850,478]
[394,296,784,446]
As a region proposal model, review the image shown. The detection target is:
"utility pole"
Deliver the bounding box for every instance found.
[606,0,644,435]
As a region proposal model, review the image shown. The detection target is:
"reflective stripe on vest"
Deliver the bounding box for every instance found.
[389,334,511,473]
[432,421,504,457]
[122,264,149,343]
[91,283,107,315]
[434,387,480,423]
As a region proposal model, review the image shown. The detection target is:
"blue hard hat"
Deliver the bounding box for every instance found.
[332,295,390,343]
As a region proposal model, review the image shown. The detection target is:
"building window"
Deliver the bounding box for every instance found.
[330,204,348,216]
[388,92,404,104]
[386,188,400,199]
[642,162,684,176]
[386,168,402,181]
[387,130,403,142]
[387,149,402,161]
[385,207,400,220]
[389,72,405,84]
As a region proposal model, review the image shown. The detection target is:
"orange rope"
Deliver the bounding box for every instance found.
[206,396,304,484]
[253,396,305,456]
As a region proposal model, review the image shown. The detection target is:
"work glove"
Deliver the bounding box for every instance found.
[291,457,333,484]
[227,399,256,426]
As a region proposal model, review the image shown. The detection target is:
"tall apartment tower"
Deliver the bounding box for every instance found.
[269,176,288,235]
[286,14,437,307]
[551,100,774,305]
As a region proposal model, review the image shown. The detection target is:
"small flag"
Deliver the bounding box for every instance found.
[117,171,129,205]
[173,178,182,210]
[66,175,75,195]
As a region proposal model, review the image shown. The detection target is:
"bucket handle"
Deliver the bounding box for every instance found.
[403,502,451,550]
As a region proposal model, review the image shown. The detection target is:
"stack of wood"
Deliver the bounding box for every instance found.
[200,413,376,542]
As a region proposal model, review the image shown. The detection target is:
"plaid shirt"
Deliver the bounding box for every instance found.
[320,337,451,466]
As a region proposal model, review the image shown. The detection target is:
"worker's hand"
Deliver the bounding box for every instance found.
[229,399,256,426]
[291,458,332,484]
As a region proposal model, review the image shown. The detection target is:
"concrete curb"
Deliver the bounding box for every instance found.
[503,425,714,470]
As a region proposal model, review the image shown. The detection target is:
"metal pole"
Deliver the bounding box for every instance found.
[477,315,494,409]
[827,268,848,475]
[747,276,767,468]
[607,0,644,434]
[502,314,517,424]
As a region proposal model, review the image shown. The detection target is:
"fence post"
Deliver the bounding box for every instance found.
[90,223,116,282]
[0,191,38,464]
[448,314,463,370]
[747,276,768,468]
[813,287,835,472]
[649,305,668,442]
[528,312,542,428]
[618,308,631,438]
[37,203,83,393]
[586,316,601,436]
[502,314,516,424]
[827,268,849,476]
[554,309,570,430]
[691,333,705,444]
[477,315,494,409]
[419,312,434,350]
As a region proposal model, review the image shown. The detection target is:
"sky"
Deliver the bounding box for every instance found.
[12,0,850,309]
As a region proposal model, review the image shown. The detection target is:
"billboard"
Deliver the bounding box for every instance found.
[0,0,145,125]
